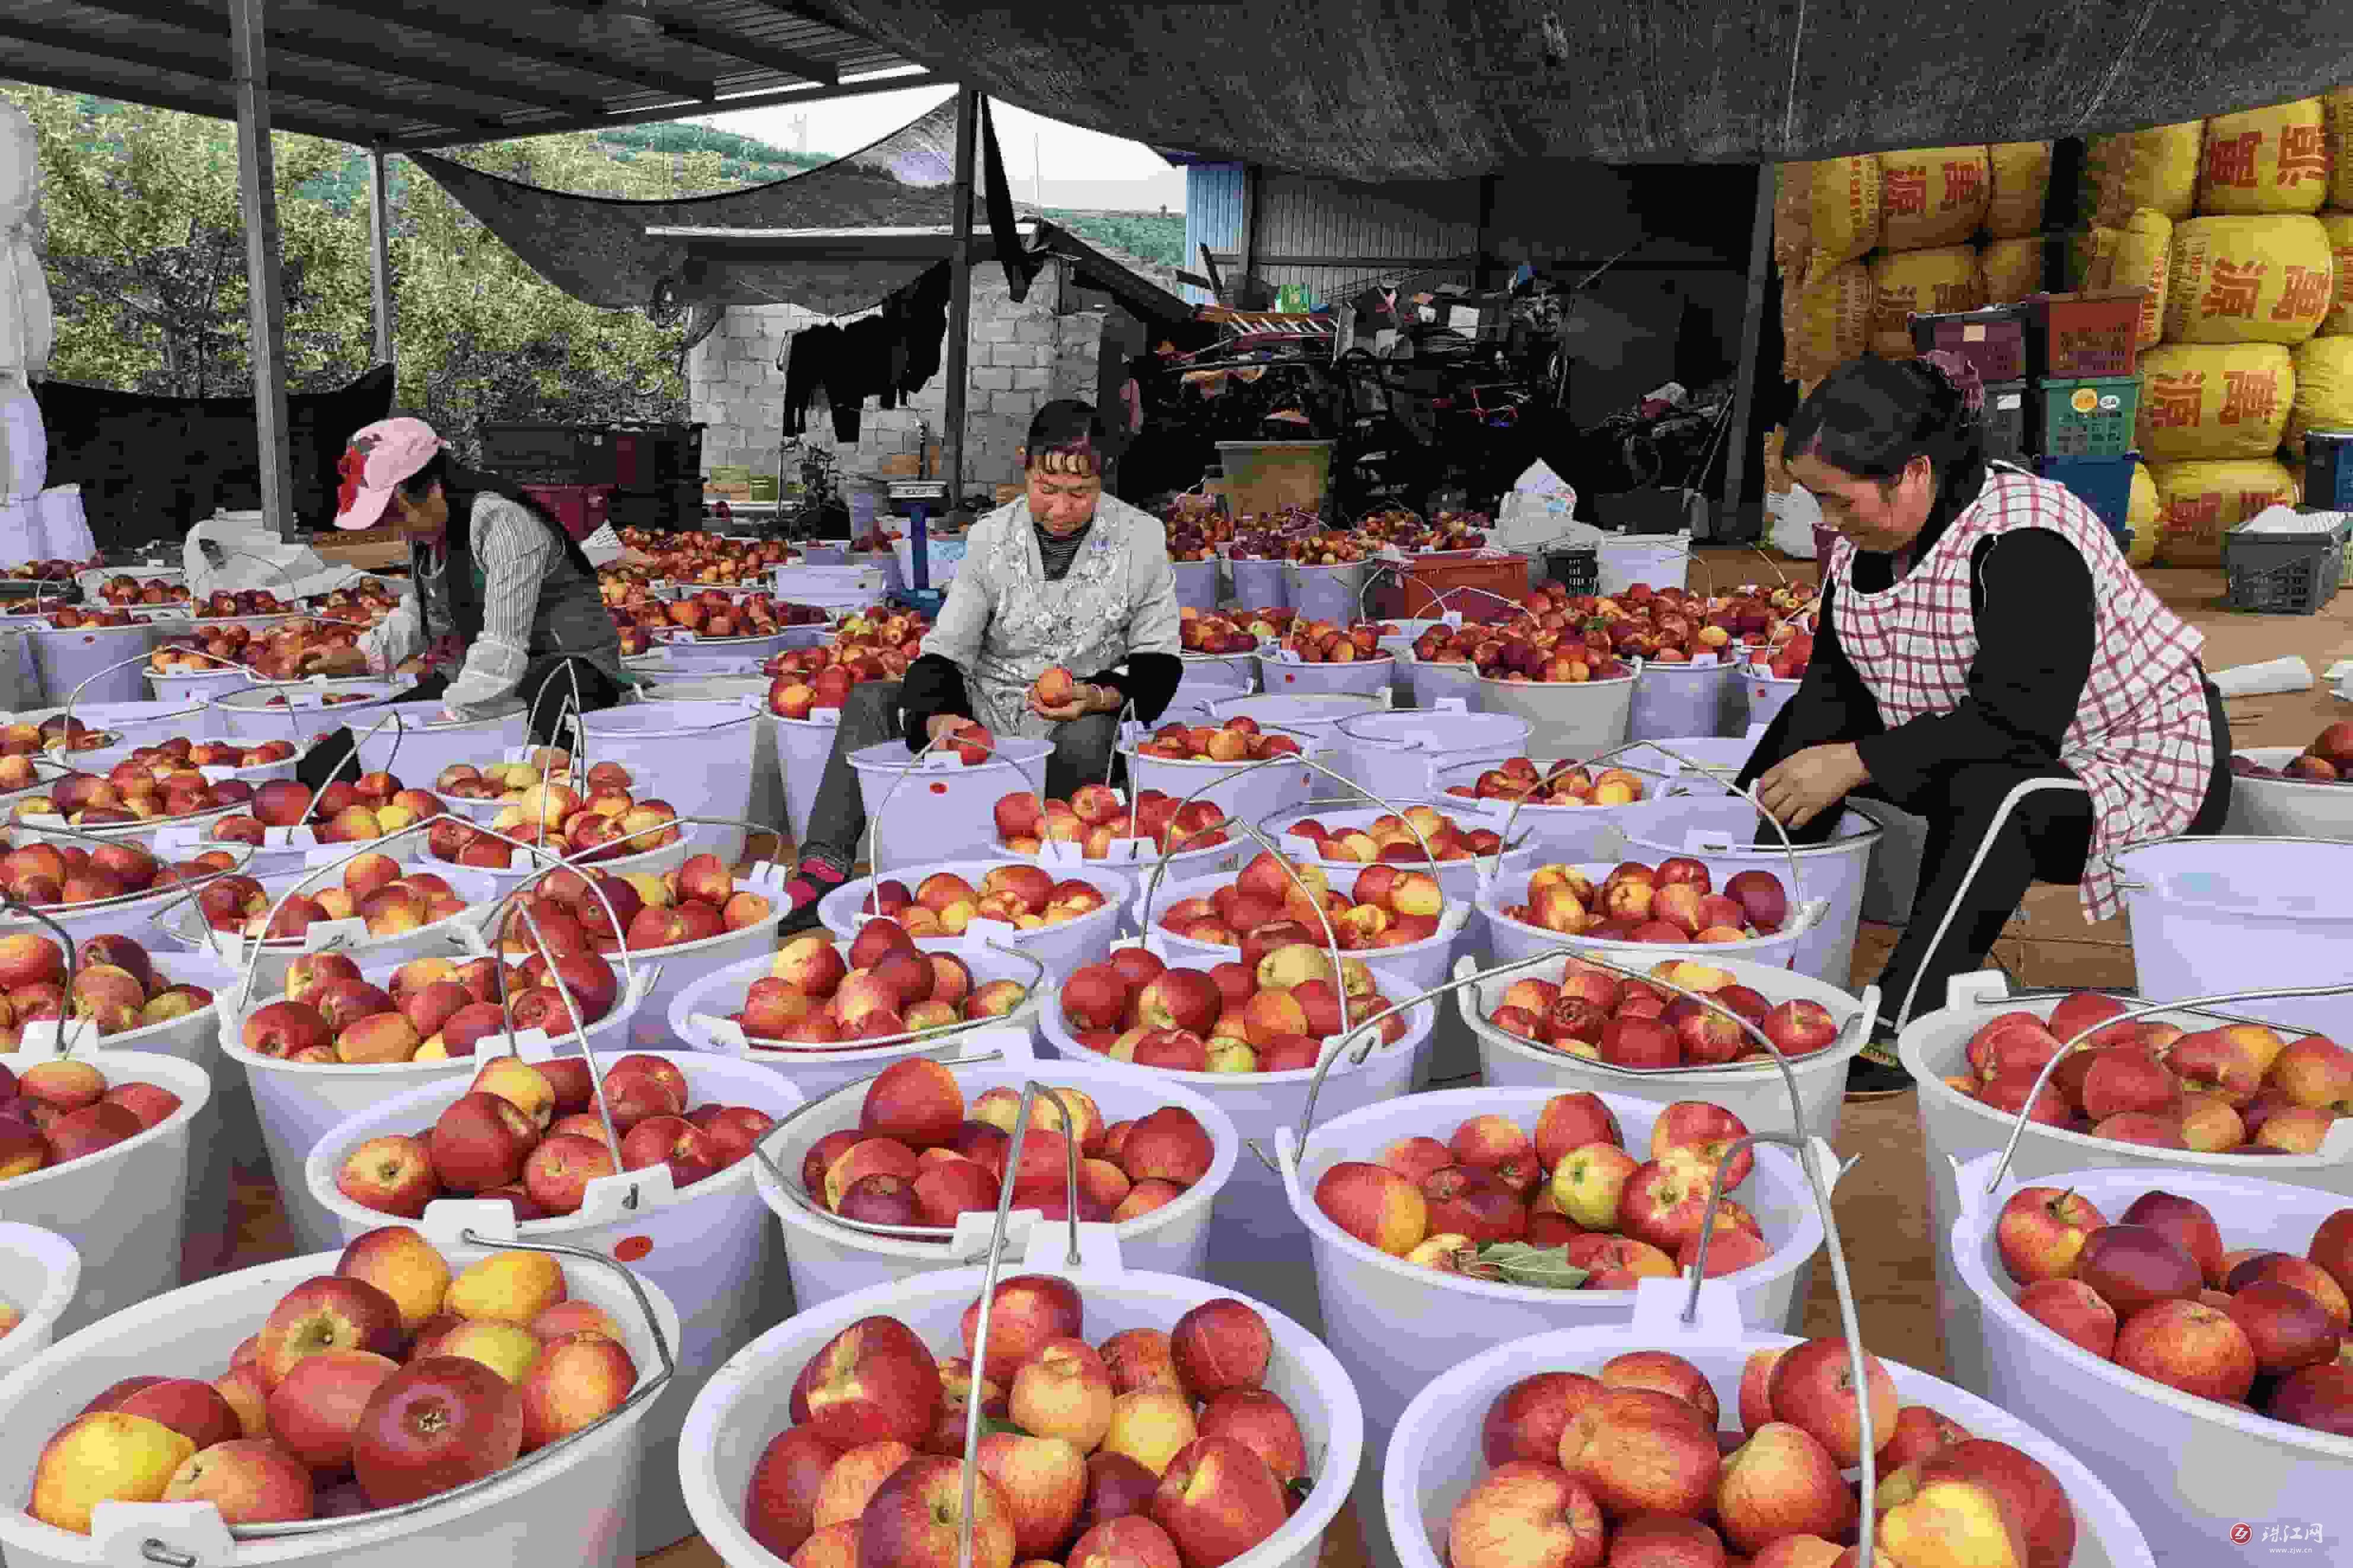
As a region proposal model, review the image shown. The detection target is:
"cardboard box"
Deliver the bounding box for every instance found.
[879,454,923,478]
[707,465,753,487]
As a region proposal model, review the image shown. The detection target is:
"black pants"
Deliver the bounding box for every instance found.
[296,656,621,791]
[1854,679,2233,1030]
[798,679,1125,868]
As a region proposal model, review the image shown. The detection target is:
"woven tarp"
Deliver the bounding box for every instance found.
[798,0,2353,180]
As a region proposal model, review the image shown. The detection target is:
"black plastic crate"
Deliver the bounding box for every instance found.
[1542,547,1599,593]
[2223,527,2338,615]
[1982,381,2028,463]
[480,423,614,486]
[610,423,704,490]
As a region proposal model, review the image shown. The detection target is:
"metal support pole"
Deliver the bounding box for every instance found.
[367,146,394,367]
[1472,171,1497,291]
[1240,162,1262,304]
[228,0,295,538]
[1720,163,1777,544]
[943,85,978,515]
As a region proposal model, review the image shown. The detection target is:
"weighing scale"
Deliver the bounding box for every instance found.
[887,478,951,612]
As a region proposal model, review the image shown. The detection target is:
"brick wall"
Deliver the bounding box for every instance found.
[690,258,1113,501]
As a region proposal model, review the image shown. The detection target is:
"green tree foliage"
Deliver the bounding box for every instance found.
[1040,207,1184,268]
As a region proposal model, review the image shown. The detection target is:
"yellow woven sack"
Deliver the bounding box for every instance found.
[2087,123,2204,225]
[2285,336,2353,457]
[2322,210,2353,334]
[2329,91,2353,209]
[2111,210,2173,349]
[1775,158,1883,274]
[1868,246,1984,359]
[2124,461,2160,567]
[2164,215,2335,345]
[2199,99,2332,216]
[1879,147,1992,250]
[2148,459,2300,567]
[1781,259,1875,382]
[1979,237,2043,305]
[2135,342,2295,461]
[1985,143,2052,239]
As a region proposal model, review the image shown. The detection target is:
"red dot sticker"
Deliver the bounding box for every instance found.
[613,1235,652,1263]
[929,781,949,794]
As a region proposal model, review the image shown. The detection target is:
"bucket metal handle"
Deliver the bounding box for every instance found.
[2103,832,2353,898]
[859,727,1037,914]
[0,819,260,947]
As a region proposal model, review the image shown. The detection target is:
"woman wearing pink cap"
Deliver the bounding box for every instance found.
[301,417,629,758]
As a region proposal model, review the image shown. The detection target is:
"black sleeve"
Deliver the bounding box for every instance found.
[1852,530,2095,808]
[1735,576,1886,793]
[1085,653,1184,726]
[897,653,973,751]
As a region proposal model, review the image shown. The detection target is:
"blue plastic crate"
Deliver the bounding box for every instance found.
[2037,452,2137,540]
[2307,430,2353,510]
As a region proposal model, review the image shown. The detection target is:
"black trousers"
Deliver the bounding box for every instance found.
[296,656,621,791]
[1850,679,2234,1030]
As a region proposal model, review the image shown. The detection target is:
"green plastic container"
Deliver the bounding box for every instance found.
[2038,376,2141,457]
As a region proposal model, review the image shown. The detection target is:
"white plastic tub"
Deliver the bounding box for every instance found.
[1431,758,1670,866]
[1621,795,1883,989]
[576,701,761,863]
[0,859,259,954]
[1593,532,1692,595]
[1040,950,1433,1333]
[1259,801,1545,907]
[1175,654,1257,699]
[757,1039,1240,1304]
[848,735,1053,872]
[1455,952,1878,1147]
[351,704,531,787]
[1403,653,1482,709]
[1121,746,1319,834]
[681,1225,1362,1568]
[770,710,847,845]
[306,1053,806,1557]
[145,665,252,704]
[1384,1279,2154,1568]
[1742,668,1803,728]
[1473,666,1638,758]
[1332,709,1531,801]
[1629,656,1739,740]
[818,858,1134,978]
[1172,555,1220,611]
[154,861,504,995]
[1899,972,2353,1393]
[597,863,794,1056]
[1255,649,1397,701]
[26,619,158,705]
[1287,560,1370,623]
[0,1225,79,1377]
[2116,836,2353,1035]
[0,1046,211,1337]
[1952,1155,2351,1564]
[2224,746,2353,839]
[1226,554,1289,608]
[1210,689,1386,739]
[1136,867,1472,995]
[0,1223,681,1568]
[204,678,407,743]
[416,817,719,885]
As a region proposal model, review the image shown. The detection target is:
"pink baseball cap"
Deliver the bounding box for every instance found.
[332,417,444,530]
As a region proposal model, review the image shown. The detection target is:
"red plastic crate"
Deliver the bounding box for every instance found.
[518,483,613,542]
[1370,553,1531,622]
[2029,290,2145,379]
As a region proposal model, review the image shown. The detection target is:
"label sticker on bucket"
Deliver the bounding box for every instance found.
[1683,833,1738,853]
[613,1235,652,1263]
[1433,697,1468,712]
[302,918,368,951]
[963,916,1020,946]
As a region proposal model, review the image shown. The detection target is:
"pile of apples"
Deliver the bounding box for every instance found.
[335,1052,778,1220]
[2234,720,2353,785]
[1177,605,1287,655]
[742,1280,1313,1568]
[1314,1092,1776,1282]
[194,589,291,618]
[25,1225,643,1529]
[1223,507,1325,558]
[0,715,113,759]
[0,836,207,909]
[765,608,935,717]
[6,558,82,582]
[1156,855,1447,955]
[1130,715,1304,767]
[1360,509,1493,553]
[1283,807,1504,864]
[0,930,214,1046]
[43,601,149,631]
[1946,991,2347,1154]
[434,752,630,805]
[97,574,192,608]
[1446,1337,2082,1567]
[613,528,798,583]
[1446,756,1650,809]
[498,854,777,957]
[244,934,617,1068]
[1159,496,1226,561]
[1998,1182,2353,1439]
[425,772,678,868]
[992,785,1232,860]
[794,1057,1217,1228]
[1484,956,1842,1068]
[849,522,902,552]
[1272,618,1396,664]
[1499,859,1792,945]
[1057,940,1407,1076]
[850,866,1110,940]
[728,924,1026,1048]
[202,854,467,947]
[1,1052,186,1184]
[212,774,447,847]
[1750,631,1813,681]
[13,765,249,828]
[610,587,810,647]
[304,579,403,626]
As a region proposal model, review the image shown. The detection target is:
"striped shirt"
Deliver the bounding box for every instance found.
[359,493,549,716]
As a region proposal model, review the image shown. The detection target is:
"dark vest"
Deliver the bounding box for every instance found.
[412,477,619,675]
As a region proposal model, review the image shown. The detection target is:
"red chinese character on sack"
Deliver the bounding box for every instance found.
[1932,280,1978,311]
[1941,159,1985,210]
[2272,266,2332,323]
[1885,168,1927,216]
[2277,124,2330,186]
[2199,259,2266,320]
[2204,131,2262,190]
[2145,373,2206,429]
[2219,369,2279,426]
[2167,493,2222,531]
[2240,490,2284,518]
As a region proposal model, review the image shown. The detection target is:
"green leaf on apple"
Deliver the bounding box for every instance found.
[1471,1241,1589,1290]
[975,1414,1031,1440]
[1286,1475,1314,1506]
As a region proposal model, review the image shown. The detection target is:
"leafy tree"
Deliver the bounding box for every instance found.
[1041,207,1184,268]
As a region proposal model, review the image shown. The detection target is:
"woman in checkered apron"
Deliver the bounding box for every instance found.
[1740,355,2232,1098]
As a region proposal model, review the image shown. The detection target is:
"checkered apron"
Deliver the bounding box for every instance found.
[1827,465,2212,921]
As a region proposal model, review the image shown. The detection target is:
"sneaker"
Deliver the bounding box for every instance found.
[777,855,848,935]
[1846,1036,1914,1099]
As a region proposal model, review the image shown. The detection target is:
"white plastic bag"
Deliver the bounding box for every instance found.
[1493,459,1585,553]
[1768,484,1823,559]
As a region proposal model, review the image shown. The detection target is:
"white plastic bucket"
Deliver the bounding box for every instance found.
[1287,560,1372,623]
[0,1225,78,1378]
[305,1052,806,1557]
[1404,654,1482,709]
[1123,747,1318,834]
[0,866,262,955]
[1172,556,1220,611]
[1899,972,2353,1393]
[1629,656,1739,740]
[1742,668,1803,728]
[0,1226,680,1568]
[1333,709,1531,800]
[660,629,795,665]
[1227,555,1289,608]
[1255,650,1396,701]
[848,736,1054,872]
[0,1046,211,1337]
[678,1227,1363,1568]
[604,870,793,1055]
[1039,951,1433,1333]
[1476,880,1813,974]
[818,858,1134,979]
[1176,653,1258,697]
[1952,1155,2351,1564]
[417,817,725,886]
[1431,758,1669,867]
[1473,667,1637,758]
[1384,1279,2155,1568]
[2115,836,2353,1034]
[17,698,202,759]
[1622,796,1883,989]
[1134,867,1473,995]
[1619,736,1755,779]
[144,666,251,704]
[352,705,531,787]
[1260,802,1546,907]
[772,711,847,845]
[1455,952,1878,1146]
[152,861,503,995]
[1210,689,1386,737]
[1593,531,1692,595]
[205,678,407,744]
[574,701,761,864]
[757,1040,1240,1303]
[26,620,157,706]
[2224,746,2353,839]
